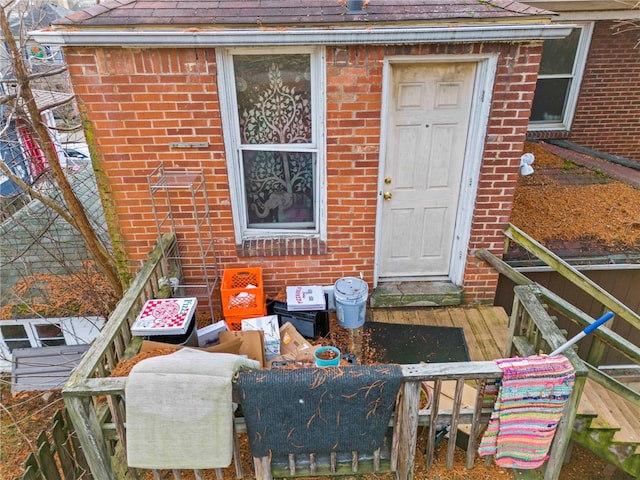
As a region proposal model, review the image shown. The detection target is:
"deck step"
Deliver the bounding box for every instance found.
[365,305,640,478]
[370,281,463,308]
[576,385,599,417]
[586,380,640,444]
[573,378,640,478]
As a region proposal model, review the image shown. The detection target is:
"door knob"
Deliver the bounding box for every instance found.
[384,176,392,184]
[383,191,392,200]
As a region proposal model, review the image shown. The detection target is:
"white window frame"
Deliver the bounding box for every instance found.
[217,47,327,244]
[528,22,594,132]
[0,317,105,370]
[0,322,36,352]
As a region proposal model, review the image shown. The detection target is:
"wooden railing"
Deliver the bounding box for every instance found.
[60,231,586,480]
[478,223,640,409]
[62,232,177,480]
[504,284,590,475]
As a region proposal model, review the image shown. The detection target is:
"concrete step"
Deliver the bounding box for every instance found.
[369,281,463,308]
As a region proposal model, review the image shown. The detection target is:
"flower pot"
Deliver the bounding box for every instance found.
[314,346,341,367]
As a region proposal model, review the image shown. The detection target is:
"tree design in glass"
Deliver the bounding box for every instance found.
[234,55,314,227]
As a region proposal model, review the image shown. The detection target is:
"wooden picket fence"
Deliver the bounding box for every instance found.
[14,409,92,480]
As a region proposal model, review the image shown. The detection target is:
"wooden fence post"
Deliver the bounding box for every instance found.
[64,396,114,479]
[395,381,420,480]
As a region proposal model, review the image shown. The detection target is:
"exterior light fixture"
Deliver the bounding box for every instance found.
[520,152,535,176]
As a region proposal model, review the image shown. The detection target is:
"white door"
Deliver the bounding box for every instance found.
[379,62,476,278]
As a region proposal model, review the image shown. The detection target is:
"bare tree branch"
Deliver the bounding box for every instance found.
[0,3,124,297]
[27,64,69,82]
[0,160,77,225]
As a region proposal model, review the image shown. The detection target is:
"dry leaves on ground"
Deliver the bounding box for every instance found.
[0,381,64,479]
[511,143,640,251]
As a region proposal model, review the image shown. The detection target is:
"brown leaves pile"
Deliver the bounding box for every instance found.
[511,143,640,250]
[1,261,117,320]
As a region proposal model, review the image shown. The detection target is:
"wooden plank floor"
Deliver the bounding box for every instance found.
[367,308,640,472]
[368,306,620,423]
[369,305,509,362]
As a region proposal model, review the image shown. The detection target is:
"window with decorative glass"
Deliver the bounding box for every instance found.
[218,48,324,241]
[529,23,593,131]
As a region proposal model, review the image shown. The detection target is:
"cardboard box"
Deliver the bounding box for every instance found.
[219,329,266,368]
[241,315,281,361]
[140,337,243,355]
[286,285,326,311]
[131,297,198,336]
[268,322,319,368]
[279,322,314,357]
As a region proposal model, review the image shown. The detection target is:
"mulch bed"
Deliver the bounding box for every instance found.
[511,142,640,254]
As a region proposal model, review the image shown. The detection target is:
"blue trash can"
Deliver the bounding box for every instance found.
[334,277,368,328]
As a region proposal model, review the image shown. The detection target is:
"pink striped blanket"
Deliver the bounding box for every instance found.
[478,355,575,469]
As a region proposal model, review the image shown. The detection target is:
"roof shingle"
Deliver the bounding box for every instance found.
[53,0,553,28]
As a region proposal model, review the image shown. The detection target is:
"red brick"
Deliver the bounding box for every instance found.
[62,42,541,304]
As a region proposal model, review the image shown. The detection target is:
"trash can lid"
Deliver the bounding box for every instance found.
[334,277,368,298]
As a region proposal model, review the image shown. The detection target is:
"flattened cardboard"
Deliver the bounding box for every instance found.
[241,314,280,360]
[140,337,243,355]
[219,329,266,368]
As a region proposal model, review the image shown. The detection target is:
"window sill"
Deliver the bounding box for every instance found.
[237,237,327,257]
[527,130,570,139]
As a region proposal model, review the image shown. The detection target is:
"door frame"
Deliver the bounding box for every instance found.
[373,54,498,287]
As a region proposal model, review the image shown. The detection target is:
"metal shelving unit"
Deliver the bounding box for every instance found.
[148,164,218,321]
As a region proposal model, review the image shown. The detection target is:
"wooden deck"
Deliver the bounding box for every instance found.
[371,306,640,449]
[370,305,509,362]
[55,234,639,480]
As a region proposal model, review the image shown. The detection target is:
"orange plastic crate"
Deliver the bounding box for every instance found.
[221,267,264,317]
[224,309,267,331]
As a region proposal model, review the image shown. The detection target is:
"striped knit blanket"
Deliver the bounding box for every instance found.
[478,355,575,469]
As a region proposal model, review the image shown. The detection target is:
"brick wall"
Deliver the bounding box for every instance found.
[63,41,540,305]
[463,42,542,301]
[569,21,640,163]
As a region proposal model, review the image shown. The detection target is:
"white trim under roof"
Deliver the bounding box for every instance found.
[525,0,639,11]
[30,24,575,47]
